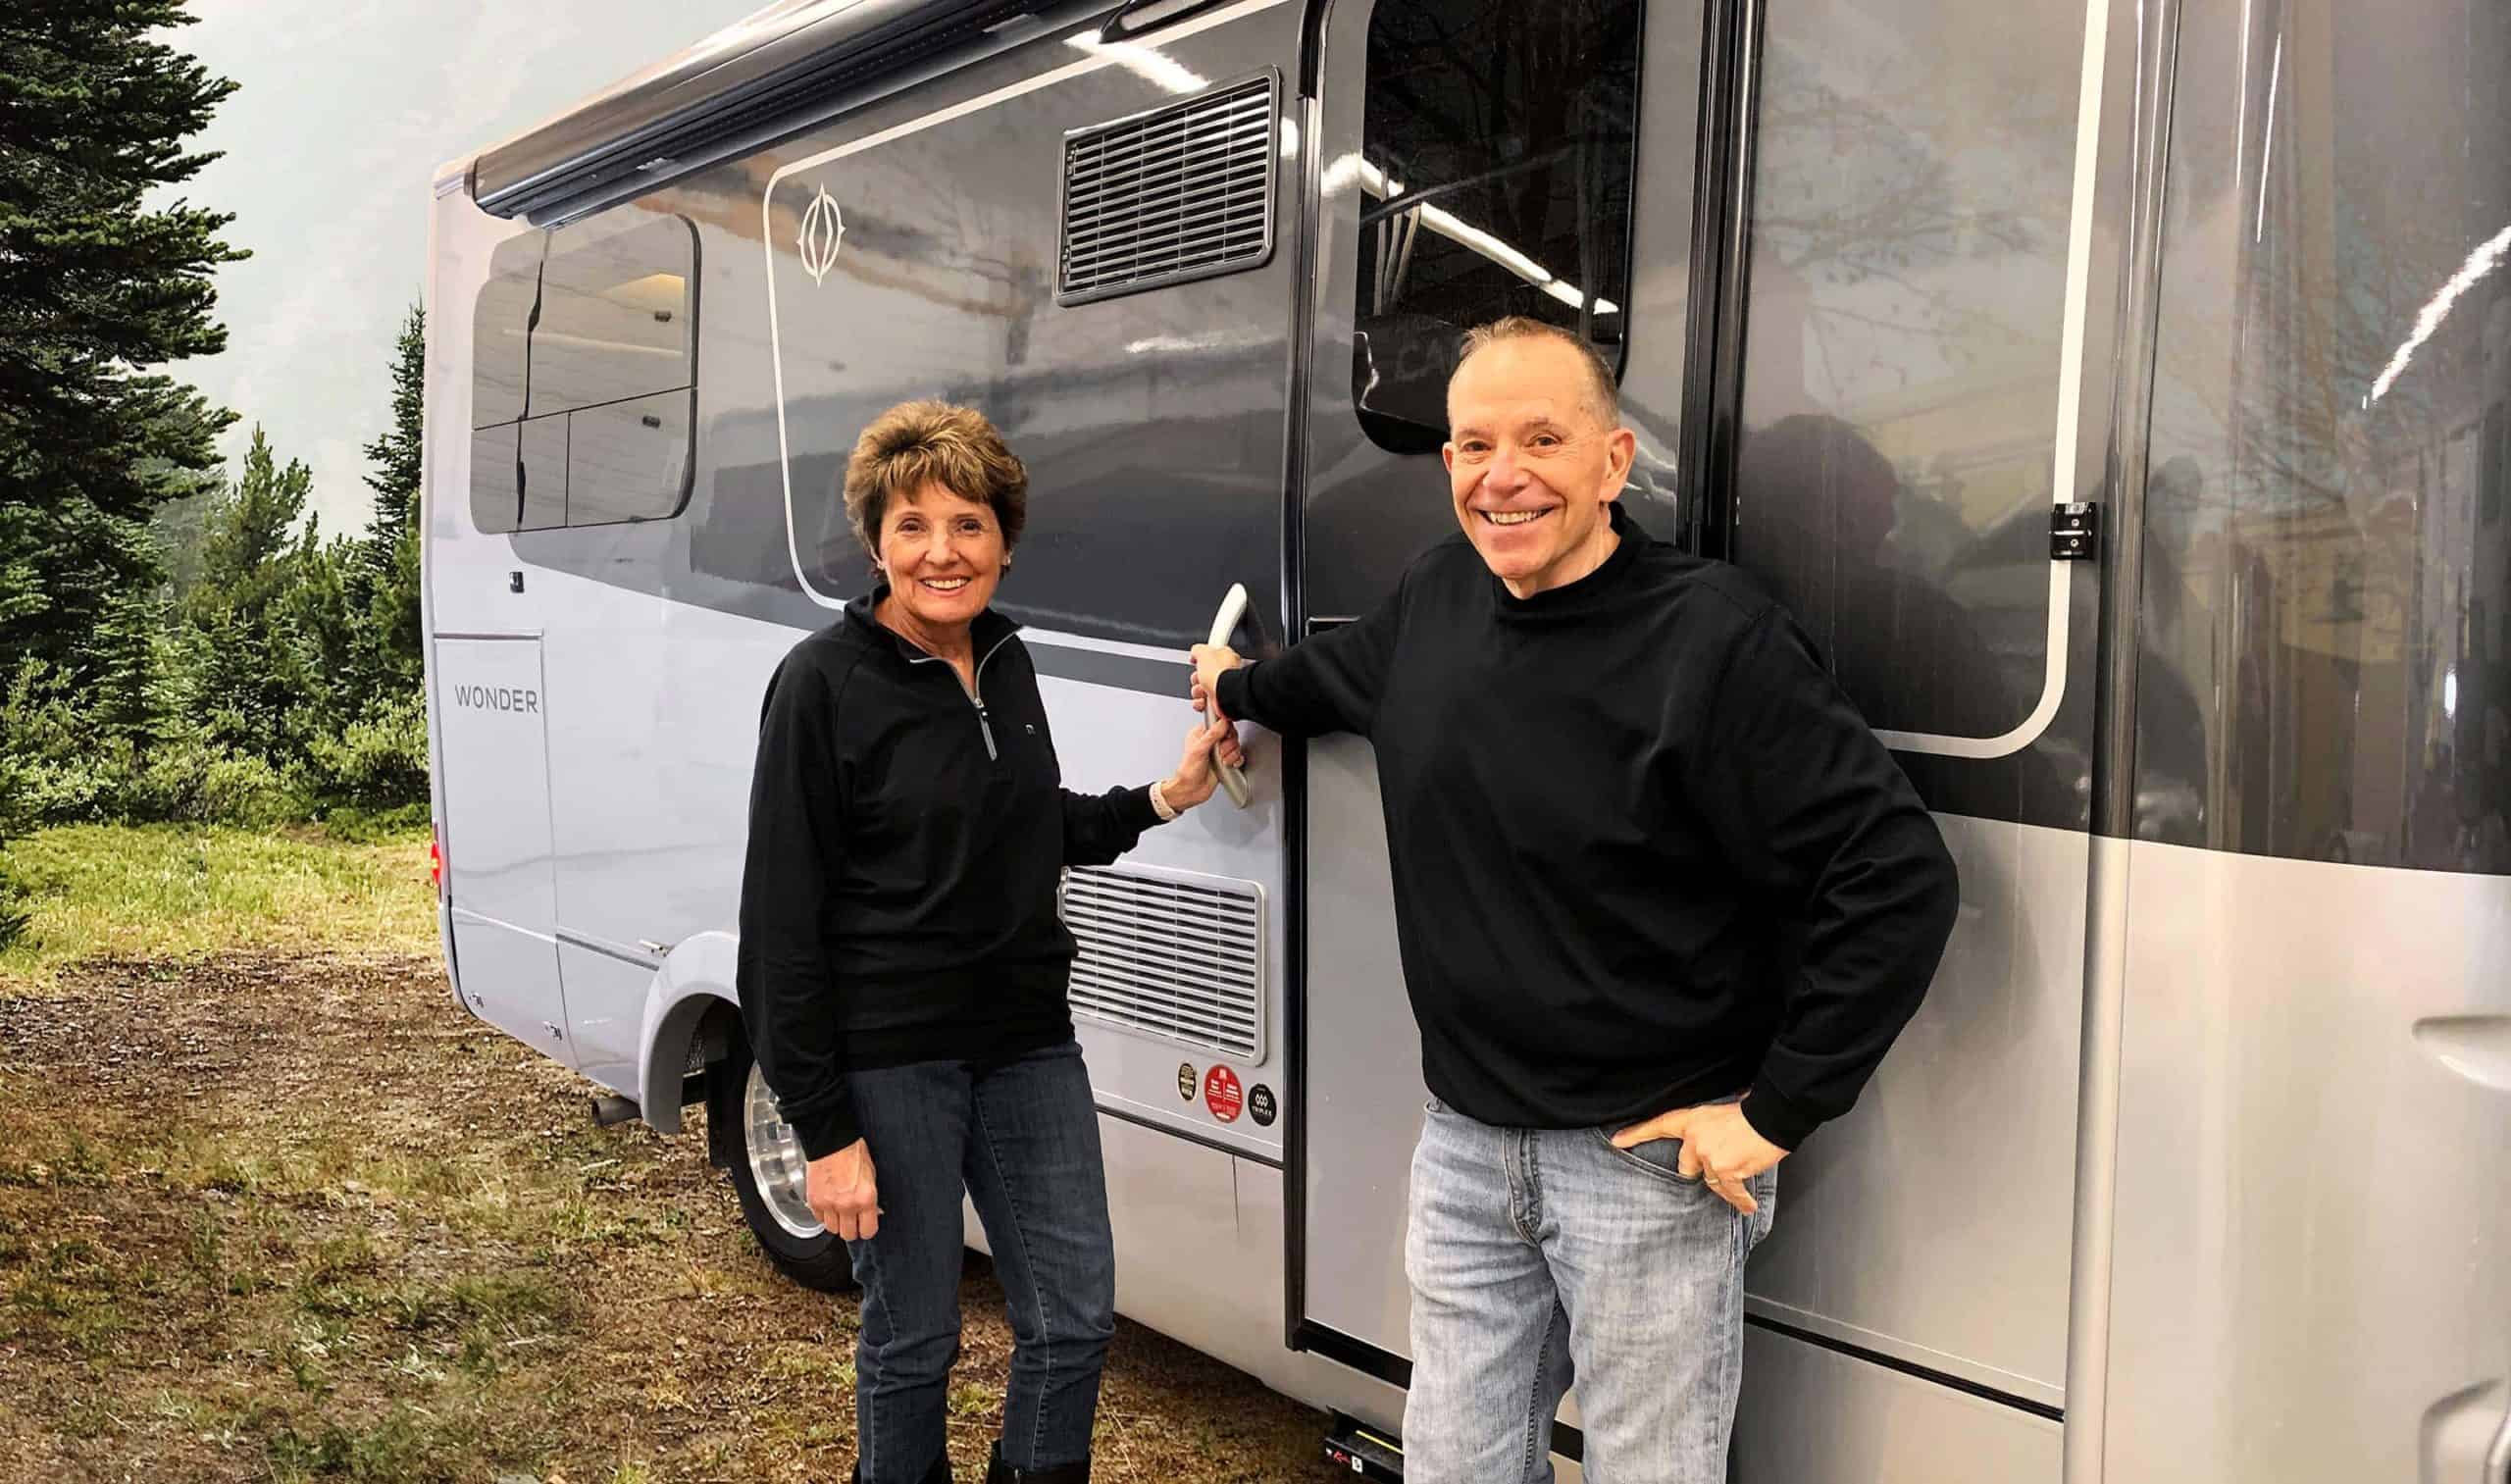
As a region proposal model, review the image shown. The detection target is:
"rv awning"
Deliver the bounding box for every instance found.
[469,0,1048,220]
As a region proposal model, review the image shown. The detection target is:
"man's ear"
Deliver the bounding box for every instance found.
[1441,441,1458,475]
[1603,426,1637,497]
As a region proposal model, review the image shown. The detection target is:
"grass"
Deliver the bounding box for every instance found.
[0,826,1336,1481]
[0,822,436,986]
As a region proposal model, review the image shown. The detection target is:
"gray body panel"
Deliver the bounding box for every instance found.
[2104,844,2511,1482]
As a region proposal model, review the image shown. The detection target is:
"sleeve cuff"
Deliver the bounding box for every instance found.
[1740,1074,1822,1152]
[1119,784,1162,833]
[1214,665,1256,725]
[789,1099,862,1162]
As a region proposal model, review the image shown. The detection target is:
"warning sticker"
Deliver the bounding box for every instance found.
[1249,1084,1277,1127]
[1177,1063,1197,1101]
[1204,1064,1244,1123]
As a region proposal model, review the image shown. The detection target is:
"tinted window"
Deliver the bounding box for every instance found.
[472,234,540,429]
[1731,0,2086,742]
[2137,0,2511,871]
[569,391,692,524]
[520,416,567,533]
[1350,0,1642,452]
[467,209,697,534]
[531,216,695,416]
[470,424,521,535]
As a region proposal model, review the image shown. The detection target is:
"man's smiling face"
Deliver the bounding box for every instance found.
[1442,334,1636,598]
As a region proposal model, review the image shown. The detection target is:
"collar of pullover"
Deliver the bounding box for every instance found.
[1489,500,1648,623]
[843,586,1021,673]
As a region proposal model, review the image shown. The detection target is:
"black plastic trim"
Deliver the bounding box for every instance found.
[1102,0,1233,41]
[1277,72,1325,1351]
[1745,1314,2067,1424]
[474,0,1047,219]
[1676,0,1764,561]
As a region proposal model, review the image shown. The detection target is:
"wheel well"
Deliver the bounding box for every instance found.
[643,992,741,1137]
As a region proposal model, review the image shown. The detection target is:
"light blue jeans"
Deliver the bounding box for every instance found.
[1402,1096,1778,1484]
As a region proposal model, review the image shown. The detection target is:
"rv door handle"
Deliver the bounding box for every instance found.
[1204,584,1253,809]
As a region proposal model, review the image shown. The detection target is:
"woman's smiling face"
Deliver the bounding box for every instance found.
[877,479,1005,634]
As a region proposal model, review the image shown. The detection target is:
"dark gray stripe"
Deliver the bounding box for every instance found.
[1029,641,1189,696]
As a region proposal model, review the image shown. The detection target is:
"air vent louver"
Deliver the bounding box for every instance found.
[1061,864,1264,1062]
[1057,72,1278,305]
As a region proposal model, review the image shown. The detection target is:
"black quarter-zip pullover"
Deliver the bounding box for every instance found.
[736,590,1163,1159]
[1215,504,1958,1150]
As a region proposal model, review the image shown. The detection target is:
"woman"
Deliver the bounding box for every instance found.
[736,400,1238,1484]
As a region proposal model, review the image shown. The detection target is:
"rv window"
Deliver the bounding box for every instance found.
[472,233,540,431]
[519,415,569,532]
[470,424,522,535]
[1350,0,1641,453]
[567,389,692,524]
[1730,0,2087,742]
[466,211,698,535]
[530,215,696,417]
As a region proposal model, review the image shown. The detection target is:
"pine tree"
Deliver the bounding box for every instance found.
[187,428,315,755]
[0,0,246,688]
[363,304,425,560]
[355,303,426,698]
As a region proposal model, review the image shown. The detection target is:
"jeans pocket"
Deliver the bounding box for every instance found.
[1588,1127,1702,1185]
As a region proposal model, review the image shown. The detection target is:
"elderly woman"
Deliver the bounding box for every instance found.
[736,401,1237,1484]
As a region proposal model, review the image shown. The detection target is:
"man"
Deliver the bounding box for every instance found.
[1191,318,1959,1482]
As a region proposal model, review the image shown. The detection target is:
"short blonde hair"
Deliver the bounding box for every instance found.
[1454,317,1621,427]
[841,400,1029,558]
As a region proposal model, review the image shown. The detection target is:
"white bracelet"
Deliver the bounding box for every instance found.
[1149,780,1179,822]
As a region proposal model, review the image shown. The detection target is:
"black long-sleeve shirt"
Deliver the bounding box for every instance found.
[1215,505,1958,1150]
[736,592,1162,1159]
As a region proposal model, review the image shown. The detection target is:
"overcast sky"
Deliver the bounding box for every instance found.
[176,0,767,534]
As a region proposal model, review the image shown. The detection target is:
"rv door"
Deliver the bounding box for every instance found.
[436,635,574,1066]
[1291,0,2123,1474]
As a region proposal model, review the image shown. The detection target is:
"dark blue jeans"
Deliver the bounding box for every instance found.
[846,1039,1115,1482]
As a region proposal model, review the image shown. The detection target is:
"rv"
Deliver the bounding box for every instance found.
[421,0,2511,1476]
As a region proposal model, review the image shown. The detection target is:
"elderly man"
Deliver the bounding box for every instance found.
[1192,317,1959,1482]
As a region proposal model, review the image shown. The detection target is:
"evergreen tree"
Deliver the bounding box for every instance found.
[0,0,245,687]
[187,428,315,755]
[362,304,425,559]
[355,303,426,697]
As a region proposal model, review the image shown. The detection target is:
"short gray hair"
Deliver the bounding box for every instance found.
[1453,317,1620,427]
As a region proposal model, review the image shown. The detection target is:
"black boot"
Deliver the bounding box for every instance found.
[849,1452,954,1484]
[983,1440,1089,1483]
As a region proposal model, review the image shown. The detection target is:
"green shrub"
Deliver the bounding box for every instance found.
[297,692,428,812]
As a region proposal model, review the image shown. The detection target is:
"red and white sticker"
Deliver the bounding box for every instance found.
[1204,1064,1244,1123]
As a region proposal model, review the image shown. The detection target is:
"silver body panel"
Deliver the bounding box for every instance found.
[2104,842,2511,1482]
[1742,815,2086,1409]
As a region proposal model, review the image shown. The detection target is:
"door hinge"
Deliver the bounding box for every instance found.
[2051,502,2100,561]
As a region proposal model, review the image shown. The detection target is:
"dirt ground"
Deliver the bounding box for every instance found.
[0,953,1334,1482]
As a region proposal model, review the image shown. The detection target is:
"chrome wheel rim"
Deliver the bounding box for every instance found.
[743,1062,825,1240]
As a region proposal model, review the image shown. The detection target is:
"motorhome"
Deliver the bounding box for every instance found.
[422,0,2511,1476]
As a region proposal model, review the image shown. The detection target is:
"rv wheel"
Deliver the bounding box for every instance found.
[708,1040,856,1293]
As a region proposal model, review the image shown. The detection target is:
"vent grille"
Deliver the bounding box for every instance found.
[1057,72,1278,305]
[1061,864,1264,1061]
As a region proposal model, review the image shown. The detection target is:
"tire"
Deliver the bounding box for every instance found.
[708,1036,857,1293]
